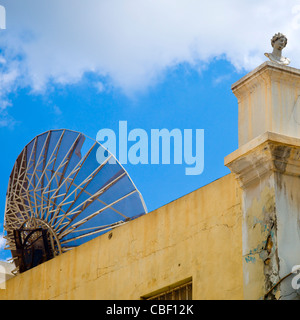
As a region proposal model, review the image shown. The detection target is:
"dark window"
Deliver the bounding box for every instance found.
[145,280,192,300]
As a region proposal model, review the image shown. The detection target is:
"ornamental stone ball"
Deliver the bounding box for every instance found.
[264,32,290,66]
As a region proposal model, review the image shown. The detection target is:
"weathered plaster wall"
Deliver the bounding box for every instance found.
[241,173,278,299]
[226,132,300,300]
[0,173,243,300]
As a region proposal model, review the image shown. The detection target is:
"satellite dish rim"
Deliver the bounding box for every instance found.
[3,128,148,272]
[6,128,148,215]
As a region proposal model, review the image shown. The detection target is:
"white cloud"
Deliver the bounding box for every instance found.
[0,0,300,114]
[94,81,105,93]
[52,105,62,116]
[0,234,5,250]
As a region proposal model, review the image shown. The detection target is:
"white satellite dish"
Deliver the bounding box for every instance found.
[3,129,147,273]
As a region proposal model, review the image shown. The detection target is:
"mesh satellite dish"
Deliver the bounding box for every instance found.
[4,129,147,273]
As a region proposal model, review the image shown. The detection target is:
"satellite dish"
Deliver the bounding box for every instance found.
[3,129,147,273]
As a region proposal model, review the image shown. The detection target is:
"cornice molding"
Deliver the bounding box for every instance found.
[225,132,300,189]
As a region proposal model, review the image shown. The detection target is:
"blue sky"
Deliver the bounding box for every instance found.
[0,0,300,260]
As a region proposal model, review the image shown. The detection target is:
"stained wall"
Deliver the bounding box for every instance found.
[0,173,243,300]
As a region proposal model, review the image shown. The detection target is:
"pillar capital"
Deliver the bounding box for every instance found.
[225,132,300,189]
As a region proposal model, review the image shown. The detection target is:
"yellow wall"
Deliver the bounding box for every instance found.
[0,173,243,300]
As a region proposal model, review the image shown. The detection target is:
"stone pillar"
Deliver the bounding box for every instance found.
[225,61,300,300]
[233,61,300,147]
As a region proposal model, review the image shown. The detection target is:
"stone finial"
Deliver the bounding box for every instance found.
[264,32,290,66]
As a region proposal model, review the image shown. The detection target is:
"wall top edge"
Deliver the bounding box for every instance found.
[224,131,300,166]
[231,61,300,92]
